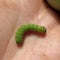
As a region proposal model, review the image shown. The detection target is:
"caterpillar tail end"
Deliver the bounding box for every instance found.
[16,39,22,44]
[15,34,23,44]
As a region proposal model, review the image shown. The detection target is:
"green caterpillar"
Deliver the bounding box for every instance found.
[16,24,46,44]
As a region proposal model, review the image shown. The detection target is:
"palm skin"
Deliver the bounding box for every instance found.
[0,0,60,60]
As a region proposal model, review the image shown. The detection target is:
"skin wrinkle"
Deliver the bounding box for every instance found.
[1,12,19,60]
[0,12,18,60]
[1,0,20,60]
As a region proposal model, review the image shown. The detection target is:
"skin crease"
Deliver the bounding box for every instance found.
[0,0,60,60]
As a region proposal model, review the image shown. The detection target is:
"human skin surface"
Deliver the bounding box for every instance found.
[0,0,60,60]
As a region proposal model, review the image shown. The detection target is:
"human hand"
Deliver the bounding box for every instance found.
[0,0,60,60]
